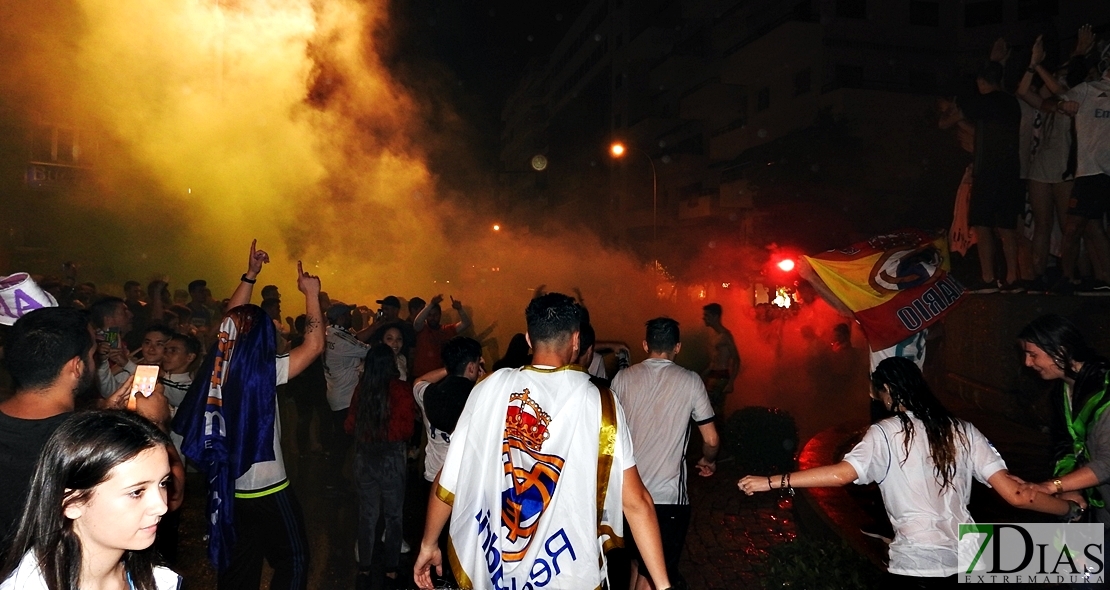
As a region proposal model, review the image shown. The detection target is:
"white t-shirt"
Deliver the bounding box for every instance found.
[587,352,608,381]
[842,413,1006,577]
[235,354,291,495]
[413,380,450,482]
[1065,77,1110,178]
[612,358,715,504]
[324,326,369,411]
[97,359,137,398]
[160,372,193,409]
[0,551,181,590]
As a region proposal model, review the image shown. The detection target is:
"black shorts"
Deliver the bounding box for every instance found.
[969,172,1024,229]
[624,504,691,581]
[1068,174,1110,220]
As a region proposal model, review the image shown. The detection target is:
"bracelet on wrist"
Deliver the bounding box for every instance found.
[1053,478,1064,494]
[240,273,257,284]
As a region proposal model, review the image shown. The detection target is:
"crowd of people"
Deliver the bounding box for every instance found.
[2,232,1106,590]
[0,21,1107,590]
[0,239,741,590]
[940,24,1110,296]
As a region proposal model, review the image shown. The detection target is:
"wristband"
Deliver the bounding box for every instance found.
[240,274,257,284]
[1053,478,1064,494]
[1065,500,1084,522]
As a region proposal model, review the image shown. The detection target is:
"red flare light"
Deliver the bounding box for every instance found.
[777,259,795,272]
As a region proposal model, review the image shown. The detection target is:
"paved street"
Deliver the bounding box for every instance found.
[174,407,801,589]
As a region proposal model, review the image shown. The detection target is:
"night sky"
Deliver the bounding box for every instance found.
[390,0,590,168]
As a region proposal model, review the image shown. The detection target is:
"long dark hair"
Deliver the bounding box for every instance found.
[870,357,967,491]
[1018,314,1097,381]
[355,344,400,442]
[0,410,171,590]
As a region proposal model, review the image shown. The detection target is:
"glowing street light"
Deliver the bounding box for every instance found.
[492,224,501,231]
[609,141,658,245]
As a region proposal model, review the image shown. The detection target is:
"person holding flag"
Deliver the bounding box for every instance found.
[798,229,967,376]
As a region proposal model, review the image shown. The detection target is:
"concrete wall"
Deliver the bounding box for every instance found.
[931,295,1110,429]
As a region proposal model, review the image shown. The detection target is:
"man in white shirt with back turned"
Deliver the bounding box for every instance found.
[612,317,719,590]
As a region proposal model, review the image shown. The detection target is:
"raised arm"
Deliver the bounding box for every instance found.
[412,294,442,332]
[450,297,472,332]
[1017,36,1046,108]
[288,261,323,379]
[228,239,270,309]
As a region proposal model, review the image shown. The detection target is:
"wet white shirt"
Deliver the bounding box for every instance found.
[843,413,1006,577]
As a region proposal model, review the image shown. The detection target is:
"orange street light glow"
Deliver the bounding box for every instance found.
[610,143,626,157]
[777,259,795,272]
[492,224,501,231]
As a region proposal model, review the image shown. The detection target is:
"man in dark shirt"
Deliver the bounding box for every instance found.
[0,307,97,554]
[957,61,1024,292]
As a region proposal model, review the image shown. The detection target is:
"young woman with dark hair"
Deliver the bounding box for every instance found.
[1019,314,1110,528]
[738,357,1072,588]
[0,410,180,590]
[345,344,416,588]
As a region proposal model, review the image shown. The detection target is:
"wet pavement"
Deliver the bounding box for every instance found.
[173,402,801,590]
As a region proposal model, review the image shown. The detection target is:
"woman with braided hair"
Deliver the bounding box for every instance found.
[738,357,1073,588]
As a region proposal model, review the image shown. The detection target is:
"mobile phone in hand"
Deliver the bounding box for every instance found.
[106,327,121,349]
[128,365,160,411]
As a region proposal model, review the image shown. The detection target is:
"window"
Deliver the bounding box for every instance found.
[28,124,93,165]
[836,0,866,19]
[756,87,770,111]
[964,1,1004,27]
[909,1,939,27]
[835,65,864,89]
[793,68,812,96]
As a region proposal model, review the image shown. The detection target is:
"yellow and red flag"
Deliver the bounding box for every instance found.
[803,229,966,350]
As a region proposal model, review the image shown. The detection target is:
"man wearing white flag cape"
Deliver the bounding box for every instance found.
[414,293,671,590]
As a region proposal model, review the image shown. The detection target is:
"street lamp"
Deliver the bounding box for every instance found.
[609,141,658,244]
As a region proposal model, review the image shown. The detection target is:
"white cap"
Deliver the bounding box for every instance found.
[0,273,59,326]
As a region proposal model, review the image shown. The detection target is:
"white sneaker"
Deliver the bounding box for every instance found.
[380,533,411,553]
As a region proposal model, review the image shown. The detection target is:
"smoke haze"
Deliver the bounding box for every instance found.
[2,0,868,434]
